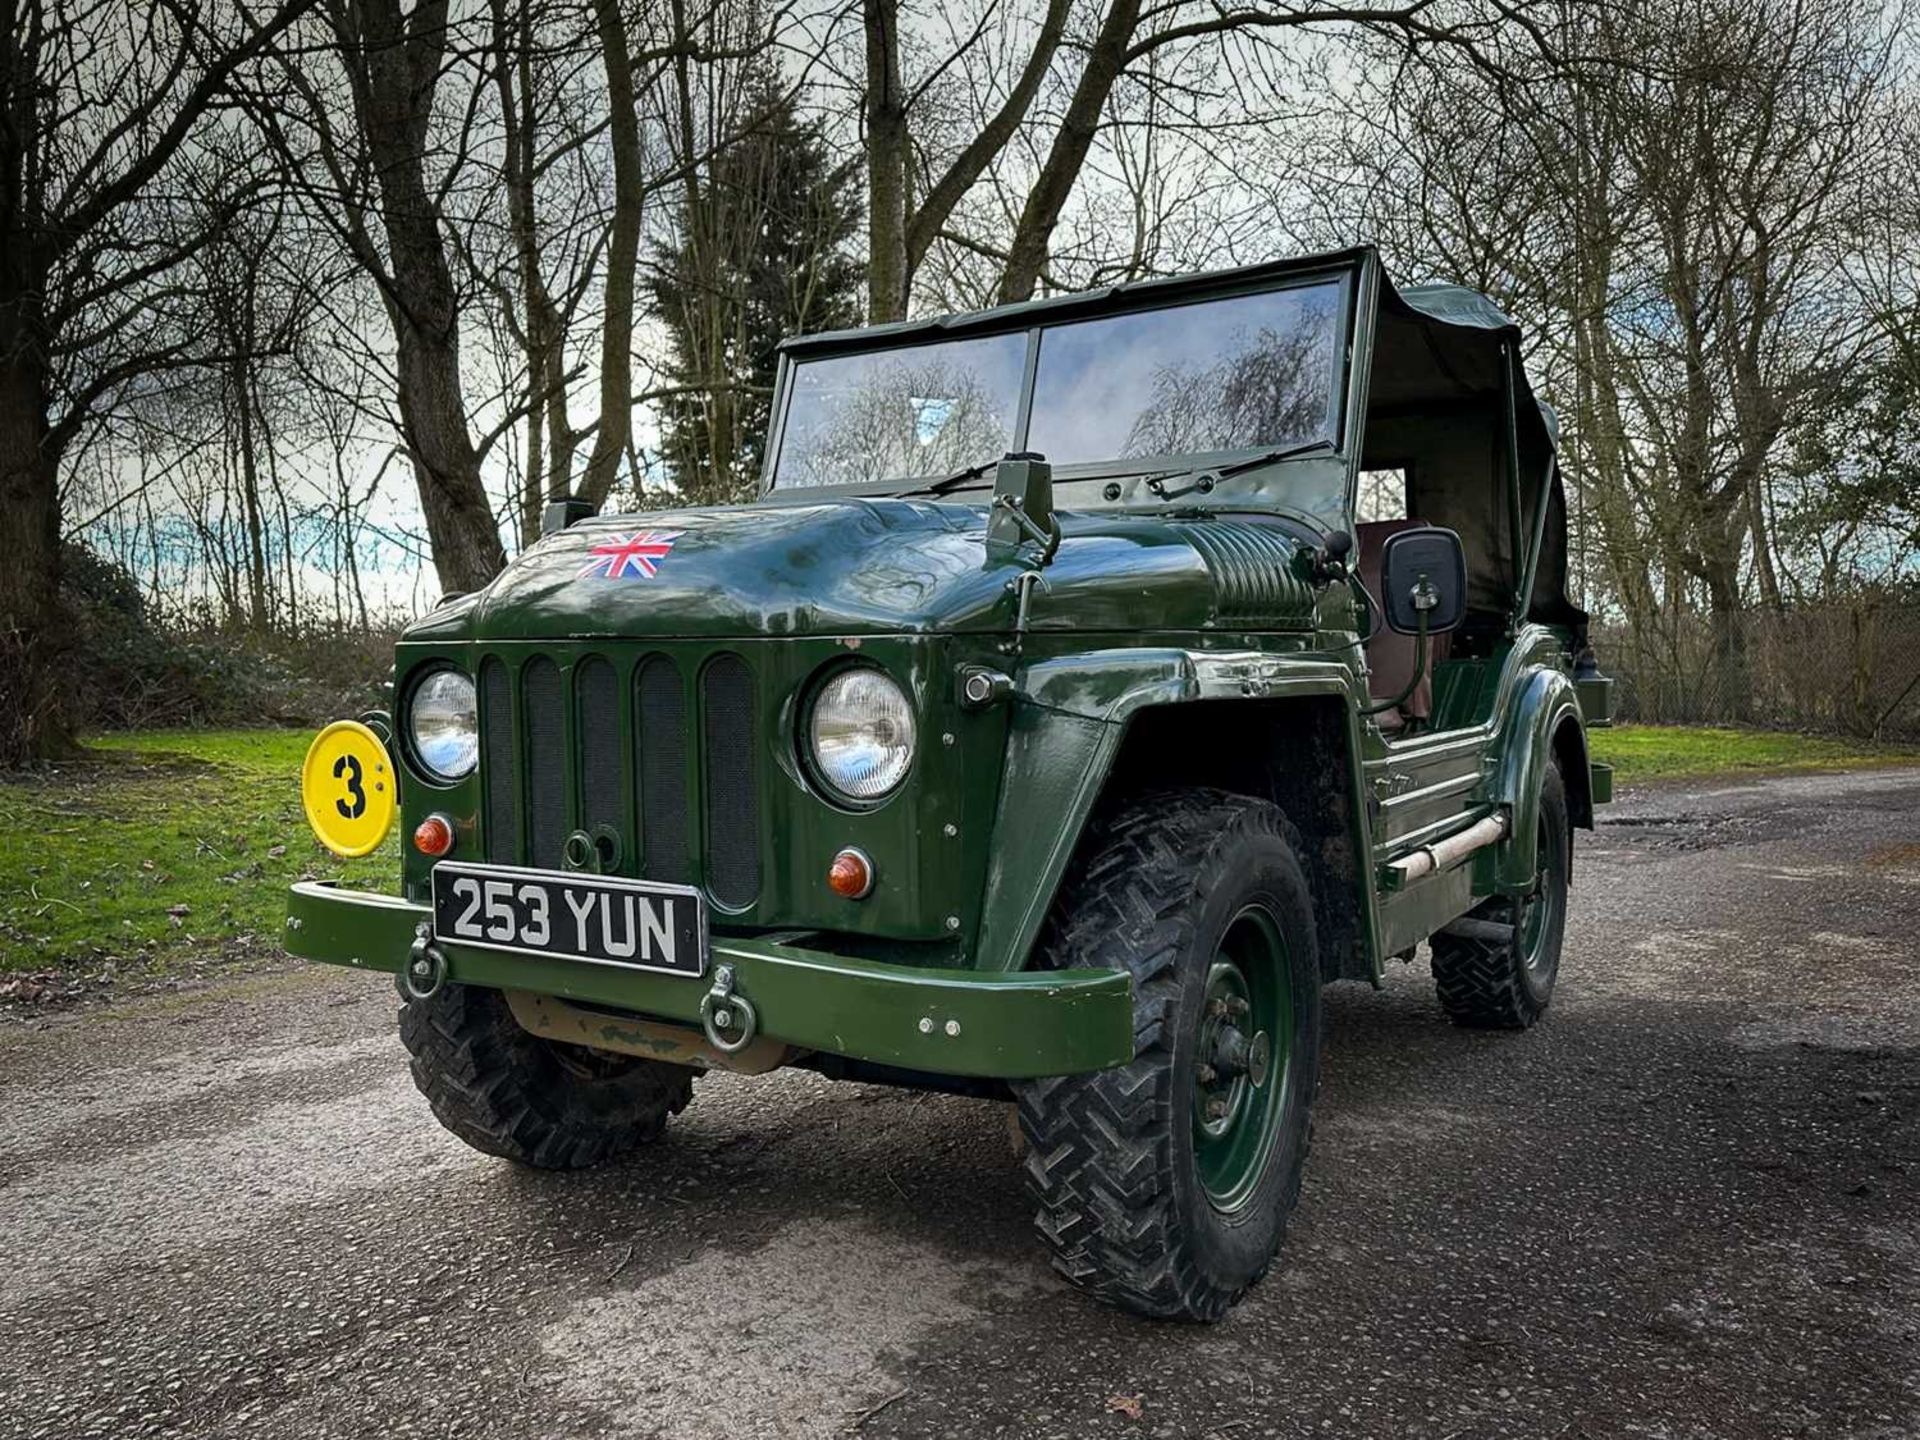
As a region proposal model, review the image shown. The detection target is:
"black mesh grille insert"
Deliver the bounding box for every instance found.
[701,654,760,908]
[523,657,567,868]
[636,656,689,883]
[479,658,518,863]
[575,657,622,844]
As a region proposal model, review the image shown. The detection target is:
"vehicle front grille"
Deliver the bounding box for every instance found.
[523,657,567,865]
[475,649,760,907]
[701,654,761,908]
[479,659,518,862]
[636,655,690,884]
[575,657,622,839]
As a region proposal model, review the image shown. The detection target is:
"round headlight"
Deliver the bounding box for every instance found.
[808,668,916,802]
[409,669,478,781]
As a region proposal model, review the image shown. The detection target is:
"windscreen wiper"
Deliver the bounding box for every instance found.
[899,456,1000,499]
[1142,439,1336,501]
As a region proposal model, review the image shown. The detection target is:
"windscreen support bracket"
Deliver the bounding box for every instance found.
[986,452,1060,567]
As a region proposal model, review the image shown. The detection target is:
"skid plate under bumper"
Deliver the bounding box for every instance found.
[285,882,1133,1079]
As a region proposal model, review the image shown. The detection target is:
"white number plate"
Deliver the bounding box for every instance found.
[430,863,706,978]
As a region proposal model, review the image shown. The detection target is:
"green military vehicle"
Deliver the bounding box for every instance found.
[289,245,1611,1321]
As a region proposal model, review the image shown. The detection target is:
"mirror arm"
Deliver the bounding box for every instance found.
[1358,609,1430,717]
[989,496,1062,565]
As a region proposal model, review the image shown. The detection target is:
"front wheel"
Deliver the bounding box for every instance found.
[399,983,694,1169]
[1014,789,1322,1321]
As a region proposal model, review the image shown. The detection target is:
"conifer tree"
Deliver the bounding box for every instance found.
[649,81,864,503]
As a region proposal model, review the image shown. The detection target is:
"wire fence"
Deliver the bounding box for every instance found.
[1593,603,1920,739]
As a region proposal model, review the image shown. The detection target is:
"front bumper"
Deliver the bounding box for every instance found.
[286,882,1133,1079]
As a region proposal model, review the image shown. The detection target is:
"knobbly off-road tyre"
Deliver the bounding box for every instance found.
[399,983,693,1169]
[1014,789,1322,1321]
[1430,760,1570,1029]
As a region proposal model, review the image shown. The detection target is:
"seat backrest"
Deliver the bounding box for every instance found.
[1355,519,1448,728]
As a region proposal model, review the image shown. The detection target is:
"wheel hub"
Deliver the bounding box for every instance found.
[1209,1021,1272,1088]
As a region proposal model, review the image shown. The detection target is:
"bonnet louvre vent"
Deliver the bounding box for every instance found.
[1175,522,1311,627]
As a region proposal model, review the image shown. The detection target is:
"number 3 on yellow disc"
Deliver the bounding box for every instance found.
[301,720,398,858]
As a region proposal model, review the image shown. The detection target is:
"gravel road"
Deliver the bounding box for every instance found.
[2,768,1916,1440]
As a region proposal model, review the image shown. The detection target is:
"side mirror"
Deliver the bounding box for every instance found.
[1380,526,1466,635]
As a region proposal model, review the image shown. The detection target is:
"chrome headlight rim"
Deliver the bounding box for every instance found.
[404,665,480,785]
[802,663,917,808]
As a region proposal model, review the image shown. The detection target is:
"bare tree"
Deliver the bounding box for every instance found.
[0,0,309,761]
[1309,0,1908,711]
[327,0,510,590]
[848,0,1557,319]
[253,1,512,596]
[859,0,1071,320]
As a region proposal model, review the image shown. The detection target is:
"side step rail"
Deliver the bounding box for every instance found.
[1386,812,1510,884]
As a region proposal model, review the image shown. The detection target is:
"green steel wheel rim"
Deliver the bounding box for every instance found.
[1518,812,1563,975]
[1191,904,1293,1214]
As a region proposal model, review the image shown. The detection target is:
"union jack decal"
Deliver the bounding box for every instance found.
[579,530,684,580]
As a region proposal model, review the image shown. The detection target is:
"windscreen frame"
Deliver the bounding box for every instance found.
[758,261,1363,510]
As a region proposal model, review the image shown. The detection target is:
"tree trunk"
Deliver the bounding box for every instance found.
[394,320,506,593]
[338,0,506,594]
[901,0,1072,290]
[1850,605,1874,736]
[997,0,1143,305]
[0,359,71,764]
[1701,556,1751,724]
[1747,477,1783,611]
[234,359,271,634]
[862,0,909,323]
[492,0,562,545]
[579,0,643,508]
[261,387,299,637]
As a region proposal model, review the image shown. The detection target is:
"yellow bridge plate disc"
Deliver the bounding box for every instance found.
[301,720,398,858]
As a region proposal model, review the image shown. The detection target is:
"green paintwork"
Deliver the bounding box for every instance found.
[1589,761,1614,805]
[457,504,1280,643]
[396,634,999,943]
[1576,673,1615,727]
[286,881,1132,1078]
[972,648,1369,975]
[1487,664,1588,888]
[289,244,1606,1079]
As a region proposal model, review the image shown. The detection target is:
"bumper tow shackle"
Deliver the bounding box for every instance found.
[699,963,759,1054]
[400,920,449,1002]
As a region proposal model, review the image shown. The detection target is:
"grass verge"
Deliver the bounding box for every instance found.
[1591,724,1920,785]
[0,728,395,983]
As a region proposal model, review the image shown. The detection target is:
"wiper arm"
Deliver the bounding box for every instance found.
[1142,439,1335,500]
[909,438,1332,502]
[899,456,1000,498]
